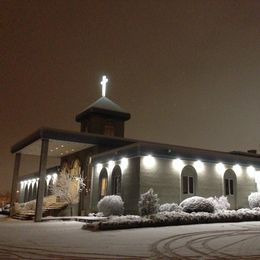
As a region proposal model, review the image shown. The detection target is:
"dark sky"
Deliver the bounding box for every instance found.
[1,1,260,193]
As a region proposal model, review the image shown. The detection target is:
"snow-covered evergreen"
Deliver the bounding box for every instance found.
[159,202,181,212]
[207,196,230,211]
[97,195,124,217]
[248,192,260,209]
[180,196,214,213]
[138,188,159,216]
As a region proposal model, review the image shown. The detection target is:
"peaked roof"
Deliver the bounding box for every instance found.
[75,97,131,122]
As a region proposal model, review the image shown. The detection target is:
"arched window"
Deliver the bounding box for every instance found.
[28,184,33,201]
[223,169,237,209]
[111,165,122,195]
[99,168,108,199]
[24,184,29,202]
[32,182,37,200]
[181,165,197,196]
[48,179,53,196]
[224,169,237,196]
[71,159,81,177]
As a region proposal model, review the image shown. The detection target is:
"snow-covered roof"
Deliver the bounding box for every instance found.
[75,97,131,122]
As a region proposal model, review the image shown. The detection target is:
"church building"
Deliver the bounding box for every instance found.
[10,76,260,221]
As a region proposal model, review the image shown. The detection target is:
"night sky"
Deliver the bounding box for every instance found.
[1,1,260,193]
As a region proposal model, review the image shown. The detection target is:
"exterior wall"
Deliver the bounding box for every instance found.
[140,157,181,204]
[140,156,259,209]
[90,157,140,214]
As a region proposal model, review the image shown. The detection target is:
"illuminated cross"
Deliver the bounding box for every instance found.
[100,75,108,97]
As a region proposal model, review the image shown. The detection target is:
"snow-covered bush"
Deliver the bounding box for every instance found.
[97,195,124,217]
[248,192,260,209]
[207,196,230,211]
[159,203,182,212]
[180,196,214,213]
[138,188,159,216]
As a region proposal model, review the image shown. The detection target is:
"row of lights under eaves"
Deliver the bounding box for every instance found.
[94,155,258,179]
[142,155,257,177]
[49,144,75,156]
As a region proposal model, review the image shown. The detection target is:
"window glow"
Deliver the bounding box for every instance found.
[172,158,185,172]
[96,163,103,173]
[143,155,156,169]
[120,157,128,171]
[232,164,242,175]
[108,160,115,171]
[193,160,205,173]
[247,166,255,178]
[215,162,225,175]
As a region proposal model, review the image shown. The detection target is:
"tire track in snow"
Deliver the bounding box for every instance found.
[151,228,260,259]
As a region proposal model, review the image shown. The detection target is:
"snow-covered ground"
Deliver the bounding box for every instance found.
[1,216,260,259]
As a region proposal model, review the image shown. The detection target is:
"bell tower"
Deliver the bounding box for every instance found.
[75,76,131,137]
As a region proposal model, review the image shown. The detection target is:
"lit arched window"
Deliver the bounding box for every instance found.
[71,159,81,177]
[99,168,108,199]
[181,165,197,195]
[111,165,122,195]
[224,169,236,196]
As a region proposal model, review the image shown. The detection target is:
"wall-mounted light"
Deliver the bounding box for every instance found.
[172,158,185,172]
[193,160,205,173]
[120,157,128,171]
[215,162,226,175]
[232,164,242,176]
[96,163,103,173]
[247,166,255,178]
[108,160,115,171]
[143,155,156,169]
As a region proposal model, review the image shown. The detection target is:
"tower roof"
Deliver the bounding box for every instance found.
[75,97,131,122]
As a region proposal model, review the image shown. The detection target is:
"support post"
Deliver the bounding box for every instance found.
[35,139,49,222]
[10,153,21,217]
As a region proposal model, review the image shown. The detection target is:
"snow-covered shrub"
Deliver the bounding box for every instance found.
[138,188,159,216]
[159,203,182,212]
[97,195,124,217]
[180,196,214,213]
[207,196,230,211]
[248,192,260,209]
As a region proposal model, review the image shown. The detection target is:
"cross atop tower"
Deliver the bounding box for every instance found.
[100,75,108,97]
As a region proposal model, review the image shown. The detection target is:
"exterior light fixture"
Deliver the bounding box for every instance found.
[120,157,128,171]
[143,155,156,169]
[193,160,205,173]
[96,163,103,173]
[215,162,225,175]
[108,160,115,171]
[232,164,242,176]
[172,158,185,172]
[247,166,255,178]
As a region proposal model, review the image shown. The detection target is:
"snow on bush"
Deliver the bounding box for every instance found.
[97,195,124,217]
[159,203,182,212]
[180,196,214,213]
[248,192,260,209]
[84,209,260,231]
[207,196,230,211]
[138,188,159,216]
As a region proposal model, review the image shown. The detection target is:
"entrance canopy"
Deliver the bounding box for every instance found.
[10,127,136,222]
[11,127,135,157]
